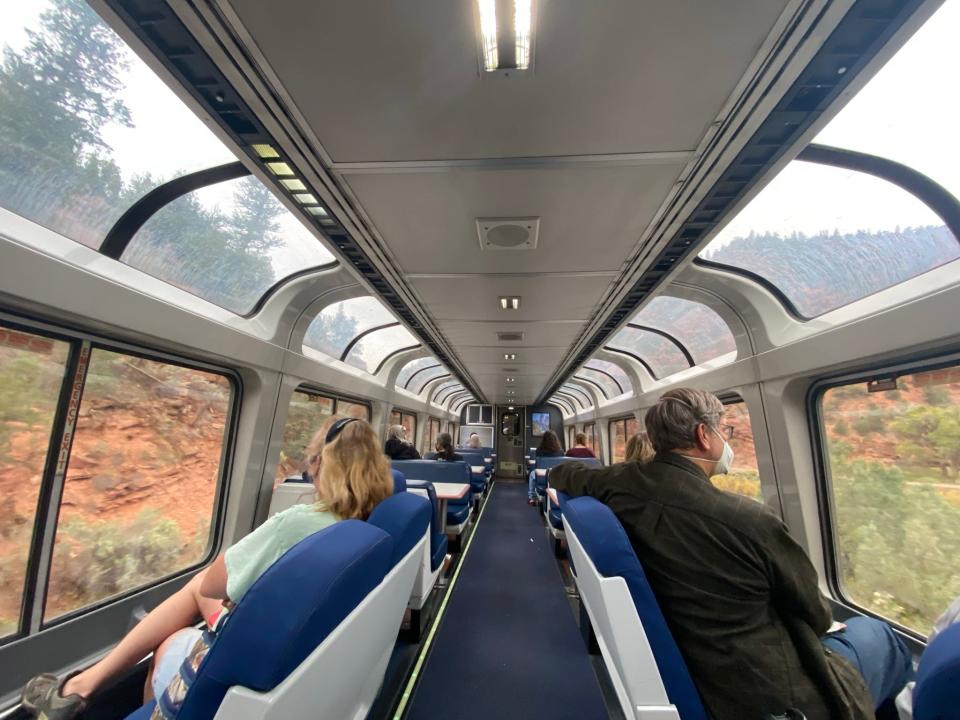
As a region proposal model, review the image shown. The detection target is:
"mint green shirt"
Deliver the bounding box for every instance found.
[224,503,338,602]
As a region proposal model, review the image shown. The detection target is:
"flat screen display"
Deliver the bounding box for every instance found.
[531,412,550,437]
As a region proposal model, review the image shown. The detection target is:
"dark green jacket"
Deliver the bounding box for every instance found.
[550,453,873,720]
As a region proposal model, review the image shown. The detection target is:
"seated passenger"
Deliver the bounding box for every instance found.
[21,417,393,720]
[566,432,596,459]
[434,432,463,462]
[549,388,911,720]
[623,431,655,463]
[462,432,481,449]
[384,423,421,460]
[528,430,563,505]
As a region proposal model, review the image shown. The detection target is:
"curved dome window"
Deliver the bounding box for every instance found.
[699,160,958,318]
[409,366,450,395]
[631,296,736,365]
[303,296,396,360]
[606,327,691,380]
[584,360,632,396]
[396,356,439,388]
[344,325,417,374]
[127,176,334,314]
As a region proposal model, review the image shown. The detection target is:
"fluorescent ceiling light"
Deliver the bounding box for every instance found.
[251,143,279,159]
[306,206,328,216]
[281,178,307,192]
[499,296,521,310]
[293,193,318,205]
[265,161,293,176]
[477,0,498,71]
[504,353,517,360]
[515,0,531,69]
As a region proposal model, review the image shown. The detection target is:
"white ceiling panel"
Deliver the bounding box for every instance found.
[412,275,612,321]
[344,164,684,274]
[437,321,580,348]
[228,0,790,162]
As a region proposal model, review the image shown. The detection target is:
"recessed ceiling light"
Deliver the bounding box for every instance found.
[306,206,328,216]
[292,193,318,204]
[499,296,521,310]
[265,161,293,176]
[251,143,279,159]
[506,377,515,382]
[508,405,515,411]
[504,353,517,360]
[475,0,534,73]
[281,178,307,192]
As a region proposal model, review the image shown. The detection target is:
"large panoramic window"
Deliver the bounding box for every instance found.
[0,0,235,249]
[584,359,632,396]
[344,324,417,374]
[820,366,960,634]
[700,161,957,318]
[396,357,440,389]
[711,401,760,502]
[275,390,334,484]
[814,0,958,203]
[126,176,334,314]
[607,327,691,380]
[630,296,736,365]
[46,349,231,623]
[303,296,395,361]
[609,416,640,464]
[0,325,70,639]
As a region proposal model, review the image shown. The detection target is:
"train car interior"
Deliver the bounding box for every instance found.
[0,0,958,718]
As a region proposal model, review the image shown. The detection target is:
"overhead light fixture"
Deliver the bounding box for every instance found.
[476,0,534,74]
[504,353,517,360]
[251,143,279,159]
[292,193,318,205]
[506,377,515,383]
[265,161,293,176]
[306,206,328,216]
[508,405,515,411]
[499,296,521,310]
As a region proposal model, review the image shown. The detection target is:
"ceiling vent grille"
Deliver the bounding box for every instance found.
[477,217,539,250]
[497,332,524,342]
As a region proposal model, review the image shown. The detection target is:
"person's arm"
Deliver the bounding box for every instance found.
[765,519,833,634]
[199,553,229,600]
[549,461,608,500]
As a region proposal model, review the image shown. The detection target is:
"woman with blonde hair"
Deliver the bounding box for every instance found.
[384,423,421,460]
[624,431,655,464]
[22,417,393,719]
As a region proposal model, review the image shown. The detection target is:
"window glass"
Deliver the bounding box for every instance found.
[700,161,958,318]
[344,325,416,374]
[607,327,690,379]
[410,366,449,395]
[575,372,614,399]
[45,349,230,622]
[584,423,597,455]
[711,401,761,501]
[397,357,438,389]
[0,0,235,249]
[562,383,593,409]
[610,419,628,463]
[336,400,369,420]
[822,369,960,632]
[275,390,333,485]
[551,397,573,417]
[124,176,333,314]
[303,297,394,360]
[427,418,441,454]
[0,326,70,638]
[440,388,466,407]
[814,1,959,203]
[431,379,460,401]
[625,417,639,443]
[393,411,416,442]
[631,296,736,365]
[584,360,632,395]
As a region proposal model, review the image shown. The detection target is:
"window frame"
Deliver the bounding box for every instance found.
[427,417,442,454]
[583,422,598,456]
[0,311,241,643]
[807,350,960,639]
[390,408,418,444]
[608,415,635,464]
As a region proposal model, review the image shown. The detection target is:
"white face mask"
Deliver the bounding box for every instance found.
[711,426,734,476]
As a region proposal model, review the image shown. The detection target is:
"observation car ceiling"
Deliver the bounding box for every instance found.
[197,0,794,404]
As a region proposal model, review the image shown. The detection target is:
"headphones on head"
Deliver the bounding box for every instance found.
[325,417,359,445]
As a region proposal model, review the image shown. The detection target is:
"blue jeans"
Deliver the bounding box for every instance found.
[821,616,913,708]
[528,470,537,500]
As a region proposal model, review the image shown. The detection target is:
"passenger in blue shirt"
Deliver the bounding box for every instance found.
[528,431,562,505]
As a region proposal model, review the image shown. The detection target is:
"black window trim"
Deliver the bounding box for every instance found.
[608,415,637,464]
[433,382,464,405]
[444,390,472,408]
[0,311,242,643]
[807,349,960,640]
[604,347,658,381]
[554,390,585,411]
[339,321,401,362]
[414,371,451,396]
[560,383,593,408]
[625,323,695,367]
[574,374,610,400]
[402,362,442,391]
[582,363,626,395]
[373,344,421,376]
[549,398,575,416]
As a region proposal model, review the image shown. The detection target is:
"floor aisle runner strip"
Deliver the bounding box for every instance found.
[402,482,609,719]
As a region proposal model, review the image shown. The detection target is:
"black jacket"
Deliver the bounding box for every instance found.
[384,437,420,460]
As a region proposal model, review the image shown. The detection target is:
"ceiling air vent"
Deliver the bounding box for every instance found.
[477,217,539,250]
[497,332,524,342]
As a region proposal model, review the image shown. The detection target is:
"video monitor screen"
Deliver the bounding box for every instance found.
[531,412,550,437]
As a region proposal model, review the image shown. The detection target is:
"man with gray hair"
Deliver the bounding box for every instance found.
[550,387,910,720]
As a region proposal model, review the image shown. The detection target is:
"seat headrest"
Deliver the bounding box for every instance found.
[915,621,960,720]
[391,459,470,484]
[367,492,432,566]
[181,520,393,718]
[564,496,707,720]
[391,468,407,494]
[536,456,576,470]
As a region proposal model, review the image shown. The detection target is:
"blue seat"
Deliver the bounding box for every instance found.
[562,496,707,720]
[914,621,960,720]
[390,460,472,530]
[458,451,489,492]
[126,520,393,720]
[533,456,585,496]
[367,491,432,567]
[405,480,449,572]
[391,468,407,494]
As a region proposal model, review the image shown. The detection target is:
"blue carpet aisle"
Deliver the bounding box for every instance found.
[404,482,609,719]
